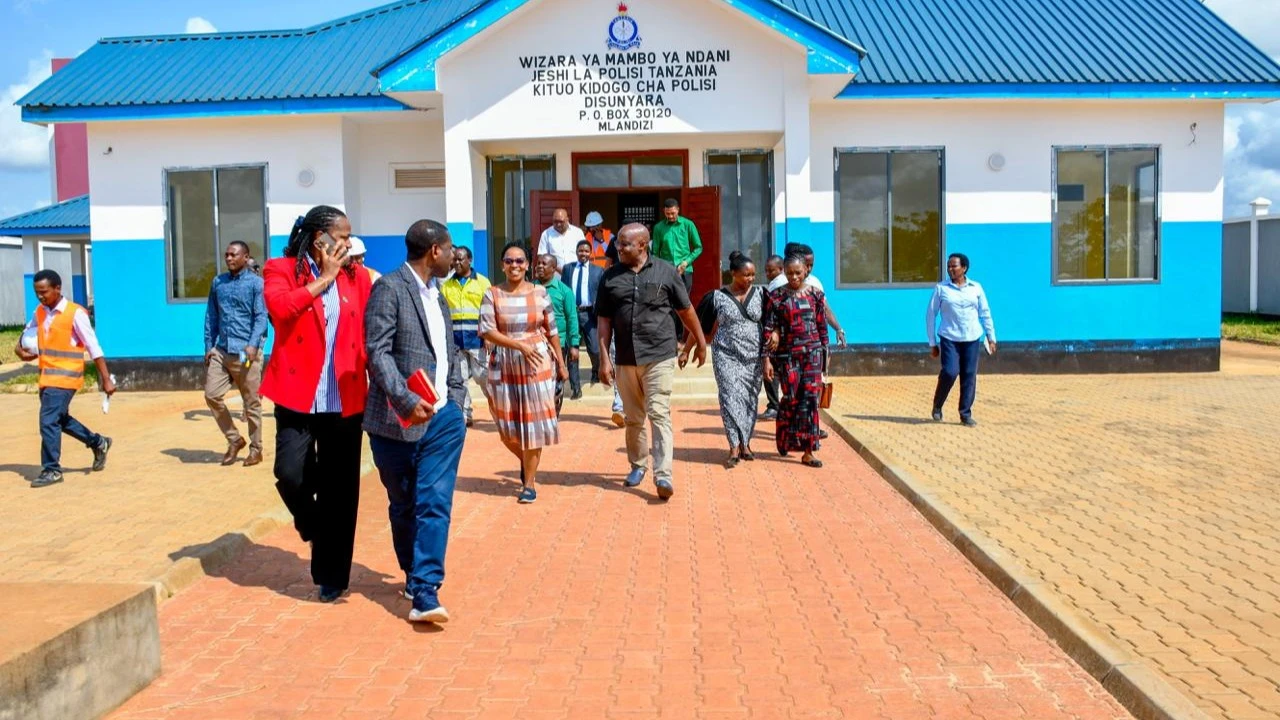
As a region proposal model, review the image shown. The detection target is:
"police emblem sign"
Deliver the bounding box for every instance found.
[607,3,642,51]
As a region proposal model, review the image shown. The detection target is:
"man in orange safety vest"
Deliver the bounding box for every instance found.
[14,269,116,488]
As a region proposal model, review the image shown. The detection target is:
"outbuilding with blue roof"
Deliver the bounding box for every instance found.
[16,0,1280,374]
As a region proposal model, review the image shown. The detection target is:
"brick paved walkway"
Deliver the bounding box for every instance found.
[0,392,293,592]
[110,407,1124,719]
[824,342,1280,719]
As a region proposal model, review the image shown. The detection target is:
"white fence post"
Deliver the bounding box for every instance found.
[1249,197,1271,313]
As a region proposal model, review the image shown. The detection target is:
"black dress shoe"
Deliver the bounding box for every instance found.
[318,586,347,603]
[961,416,978,427]
[931,408,943,422]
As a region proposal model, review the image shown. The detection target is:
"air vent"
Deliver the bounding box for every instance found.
[392,164,445,190]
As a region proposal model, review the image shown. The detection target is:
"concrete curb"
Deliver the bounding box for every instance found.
[821,410,1210,720]
[148,454,377,602]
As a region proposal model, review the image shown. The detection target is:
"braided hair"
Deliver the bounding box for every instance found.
[284,205,352,281]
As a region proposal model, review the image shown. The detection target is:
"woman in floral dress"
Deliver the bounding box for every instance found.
[763,254,829,467]
[479,241,569,504]
[682,251,764,467]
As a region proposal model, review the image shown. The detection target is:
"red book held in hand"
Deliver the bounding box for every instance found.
[394,368,440,428]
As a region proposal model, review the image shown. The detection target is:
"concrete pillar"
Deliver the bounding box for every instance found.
[1249,197,1270,313]
[782,63,812,261]
[442,98,479,270]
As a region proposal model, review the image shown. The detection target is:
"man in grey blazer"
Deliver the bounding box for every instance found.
[364,219,468,624]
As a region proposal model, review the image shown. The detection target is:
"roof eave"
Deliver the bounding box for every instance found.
[836,81,1280,100]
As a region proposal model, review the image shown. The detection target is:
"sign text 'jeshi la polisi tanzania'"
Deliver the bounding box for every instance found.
[518,50,731,132]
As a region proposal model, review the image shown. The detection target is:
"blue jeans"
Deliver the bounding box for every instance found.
[933,337,981,420]
[39,387,101,472]
[368,402,467,601]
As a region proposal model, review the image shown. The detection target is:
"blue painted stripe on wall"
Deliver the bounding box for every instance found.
[93,240,207,357]
[814,221,1221,344]
[360,235,403,276]
[71,275,87,306]
[23,95,407,124]
[23,273,36,322]
[471,229,489,281]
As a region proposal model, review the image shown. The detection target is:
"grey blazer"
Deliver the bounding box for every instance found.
[363,264,468,442]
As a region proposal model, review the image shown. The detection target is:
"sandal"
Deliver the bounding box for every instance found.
[801,458,823,468]
[739,450,755,461]
[726,456,740,469]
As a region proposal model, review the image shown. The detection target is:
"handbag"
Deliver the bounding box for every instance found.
[819,348,834,409]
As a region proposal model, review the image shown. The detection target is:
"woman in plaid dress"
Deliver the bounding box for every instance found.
[479,242,569,504]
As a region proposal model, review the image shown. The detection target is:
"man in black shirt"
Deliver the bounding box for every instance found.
[597,224,707,500]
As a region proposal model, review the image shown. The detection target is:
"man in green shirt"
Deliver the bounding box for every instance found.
[652,198,702,292]
[535,254,581,412]
[652,198,702,340]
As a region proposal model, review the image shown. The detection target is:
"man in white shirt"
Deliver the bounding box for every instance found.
[363,219,468,625]
[538,208,586,276]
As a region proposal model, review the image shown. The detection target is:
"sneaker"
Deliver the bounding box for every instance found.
[655,478,674,500]
[518,486,537,504]
[408,586,450,624]
[611,411,625,428]
[760,409,778,420]
[402,583,413,601]
[91,436,112,472]
[624,468,645,488]
[31,469,64,488]
[961,416,978,428]
[317,585,347,603]
[931,408,943,422]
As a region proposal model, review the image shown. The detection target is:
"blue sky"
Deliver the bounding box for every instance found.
[2,0,1279,220]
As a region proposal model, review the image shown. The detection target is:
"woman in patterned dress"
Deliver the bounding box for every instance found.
[763,254,829,467]
[680,251,764,467]
[479,241,569,504]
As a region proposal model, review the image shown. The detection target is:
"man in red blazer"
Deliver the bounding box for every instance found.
[261,205,372,603]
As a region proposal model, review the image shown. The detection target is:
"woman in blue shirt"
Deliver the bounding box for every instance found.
[925,253,996,427]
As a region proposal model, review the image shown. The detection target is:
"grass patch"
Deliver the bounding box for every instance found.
[1,366,100,391]
[1222,313,1280,346]
[0,326,22,365]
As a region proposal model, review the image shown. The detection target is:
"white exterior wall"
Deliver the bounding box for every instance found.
[344,115,447,237]
[810,100,1226,226]
[87,114,348,243]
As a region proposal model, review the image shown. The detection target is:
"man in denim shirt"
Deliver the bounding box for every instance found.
[204,241,268,466]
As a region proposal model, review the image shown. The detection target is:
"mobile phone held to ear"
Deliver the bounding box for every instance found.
[315,232,337,254]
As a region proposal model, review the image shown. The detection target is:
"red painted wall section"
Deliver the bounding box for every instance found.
[51,58,89,202]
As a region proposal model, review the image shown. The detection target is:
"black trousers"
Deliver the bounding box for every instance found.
[572,309,600,391]
[763,358,781,412]
[273,407,364,590]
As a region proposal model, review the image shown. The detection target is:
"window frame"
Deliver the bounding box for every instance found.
[703,148,776,267]
[571,149,689,190]
[833,146,946,290]
[162,163,270,304]
[1051,144,1162,286]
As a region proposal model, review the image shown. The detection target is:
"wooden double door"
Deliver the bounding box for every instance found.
[529,186,721,303]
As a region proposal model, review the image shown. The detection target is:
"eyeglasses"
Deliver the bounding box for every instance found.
[503,257,527,266]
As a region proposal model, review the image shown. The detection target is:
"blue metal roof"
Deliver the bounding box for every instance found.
[17,0,1280,114]
[19,0,479,108]
[778,0,1280,87]
[0,195,90,236]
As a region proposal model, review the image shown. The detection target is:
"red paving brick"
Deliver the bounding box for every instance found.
[111,407,1129,719]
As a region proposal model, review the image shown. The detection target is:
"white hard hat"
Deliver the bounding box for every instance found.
[348,236,367,256]
[585,211,604,227]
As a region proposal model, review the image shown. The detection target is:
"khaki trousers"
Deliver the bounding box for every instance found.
[204,349,264,452]
[455,347,489,420]
[615,358,676,482]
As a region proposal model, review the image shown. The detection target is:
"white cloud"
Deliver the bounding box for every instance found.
[185,17,218,34]
[0,51,53,172]
[1205,0,1280,217]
